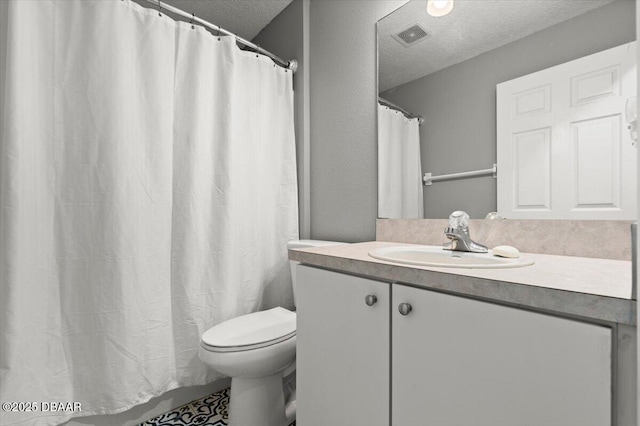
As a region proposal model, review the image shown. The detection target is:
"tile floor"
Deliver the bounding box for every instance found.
[139,388,296,426]
[140,389,229,426]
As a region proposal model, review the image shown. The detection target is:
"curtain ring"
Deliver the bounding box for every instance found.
[157,0,162,16]
[190,12,195,29]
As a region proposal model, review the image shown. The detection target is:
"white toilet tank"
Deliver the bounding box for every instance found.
[287,240,347,306]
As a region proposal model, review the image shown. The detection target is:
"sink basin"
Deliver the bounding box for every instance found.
[369,245,534,269]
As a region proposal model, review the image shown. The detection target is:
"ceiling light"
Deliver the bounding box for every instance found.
[427,0,454,17]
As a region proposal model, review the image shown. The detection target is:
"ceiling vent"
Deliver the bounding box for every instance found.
[392,24,431,48]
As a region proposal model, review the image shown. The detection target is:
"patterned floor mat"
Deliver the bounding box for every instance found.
[140,388,295,426]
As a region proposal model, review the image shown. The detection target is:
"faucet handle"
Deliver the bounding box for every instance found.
[449,211,469,230]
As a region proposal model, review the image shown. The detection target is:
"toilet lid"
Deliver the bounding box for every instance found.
[201,307,296,351]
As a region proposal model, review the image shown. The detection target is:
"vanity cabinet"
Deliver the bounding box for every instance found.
[296,265,390,426]
[297,265,613,426]
[393,283,612,426]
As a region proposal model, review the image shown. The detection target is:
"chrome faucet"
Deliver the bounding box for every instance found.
[443,211,488,253]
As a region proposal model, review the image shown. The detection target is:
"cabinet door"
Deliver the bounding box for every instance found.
[392,284,612,426]
[297,265,390,426]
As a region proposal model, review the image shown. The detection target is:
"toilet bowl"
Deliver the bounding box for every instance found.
[199,240,346,426]
[199,307,296,426]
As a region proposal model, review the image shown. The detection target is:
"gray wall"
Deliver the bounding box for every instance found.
[381,0,636,219]
[308,0,407,242]
[254,0,310,238]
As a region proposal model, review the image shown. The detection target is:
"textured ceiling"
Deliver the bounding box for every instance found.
[136,0,294,41]
[378,0,617,92]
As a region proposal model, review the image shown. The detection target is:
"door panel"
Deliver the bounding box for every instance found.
[497,42,636,219]
[392,284,612,426]
[296,266,390,426]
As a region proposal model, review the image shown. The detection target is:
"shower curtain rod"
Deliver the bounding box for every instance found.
[140,0,297,72]
[378,97,424,124]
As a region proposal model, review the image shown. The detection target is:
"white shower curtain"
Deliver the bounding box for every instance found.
[378,104,424,218]
[0,1,298,425]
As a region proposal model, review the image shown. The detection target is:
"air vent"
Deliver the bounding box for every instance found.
[392,24,431,48]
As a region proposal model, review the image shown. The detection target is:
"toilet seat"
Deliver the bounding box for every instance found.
[201,307,296,353]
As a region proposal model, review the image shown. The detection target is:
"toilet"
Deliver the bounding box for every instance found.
[198,240,346,426]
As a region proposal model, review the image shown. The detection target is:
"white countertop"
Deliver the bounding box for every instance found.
[289,241,636,326]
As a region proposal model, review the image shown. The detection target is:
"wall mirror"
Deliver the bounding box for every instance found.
[377,0,637,220]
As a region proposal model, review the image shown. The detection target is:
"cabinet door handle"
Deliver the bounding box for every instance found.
[364,294,378,306]
[398,303,412,316]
